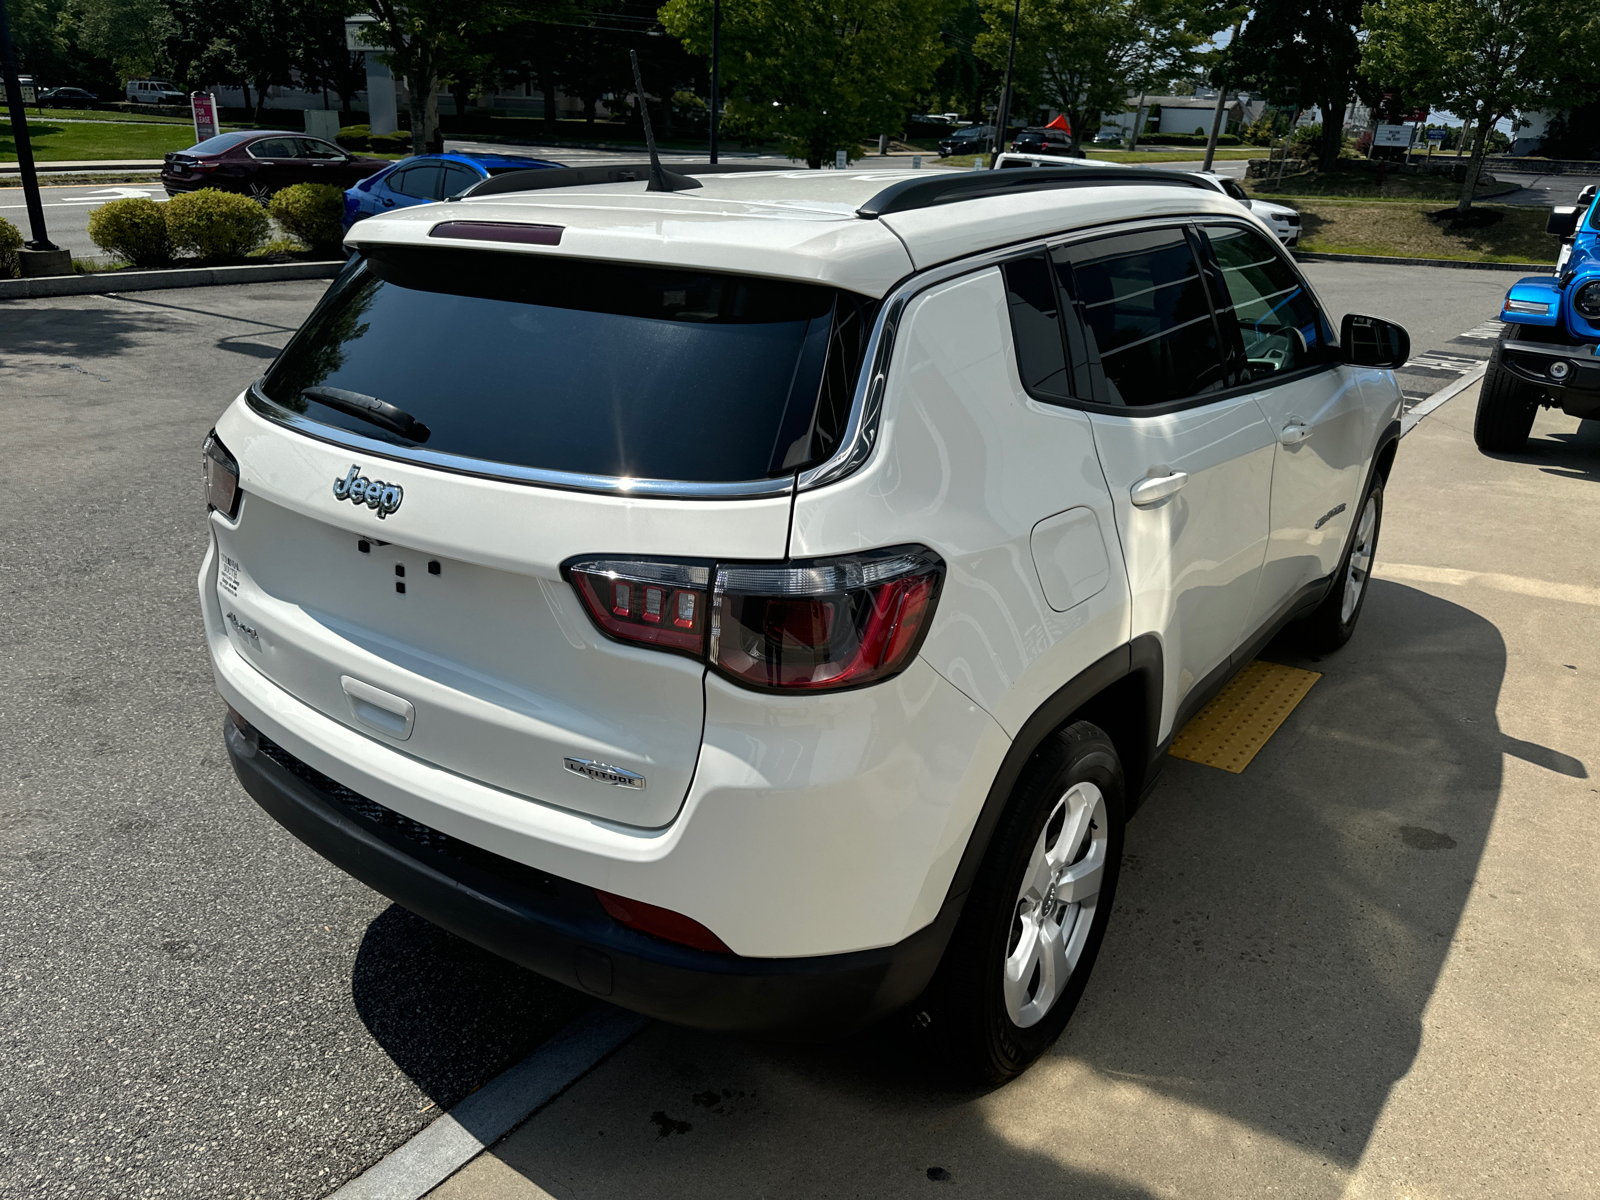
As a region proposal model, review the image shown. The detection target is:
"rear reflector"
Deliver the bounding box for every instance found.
[429,221,563,245]
[595,890,732,954]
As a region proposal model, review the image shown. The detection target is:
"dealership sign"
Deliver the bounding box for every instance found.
[1373,124,1416,148]
[191,92,220,142]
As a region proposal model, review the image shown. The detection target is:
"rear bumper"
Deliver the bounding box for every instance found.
[228,717,960,1036]
[1502,339,1600,418]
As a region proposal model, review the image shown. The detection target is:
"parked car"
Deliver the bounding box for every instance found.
[1473,182,1600,451]
[1010,127,1082,157]
[125,78,185,105]
[1093,129,1123,146]
[1191,171,1302,245]
[162,131,389,203]
[938,125,995,157]
[343,152,565,231]
[37,87,99,108]
[200,162,1408,1084]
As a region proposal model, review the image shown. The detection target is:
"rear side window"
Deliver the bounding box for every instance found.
[441,163,481,195]
[1001,256,1071,399]
[1203,225,1335,379]
[258,249,875,483]
[249,138,298,158]
[389,164,442,199]
[1063,229,1227,406]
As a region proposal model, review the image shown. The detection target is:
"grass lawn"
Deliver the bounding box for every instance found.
[1248,159,1516,201]
[22,107,248,128]
[1086,147,1259,163]
[1,120,203,161]
[1295,201,1558,263]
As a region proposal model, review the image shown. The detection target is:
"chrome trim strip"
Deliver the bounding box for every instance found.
[244,384,797,500]
[797,211,1280,493]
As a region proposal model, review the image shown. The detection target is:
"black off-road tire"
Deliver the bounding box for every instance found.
[930,721,1125,1085]
[1473,326,1543,452]
[1296,480,1384,653]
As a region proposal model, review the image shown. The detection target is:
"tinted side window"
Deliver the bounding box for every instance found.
[1065,229,1227,407]
[1203,225,1334,379]
[1000,256,1071,399]
[391,163,443,200]
[299,138,345,160]
[249,138,299,158]
[441,163,481,196]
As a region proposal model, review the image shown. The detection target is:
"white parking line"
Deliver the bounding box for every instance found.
[1377,561,1600,609]
[1402,363,1486,434]
[327,1006,646,1200]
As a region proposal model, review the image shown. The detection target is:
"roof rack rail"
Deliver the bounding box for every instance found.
[461,161,782,200]
[854,167,1209,219]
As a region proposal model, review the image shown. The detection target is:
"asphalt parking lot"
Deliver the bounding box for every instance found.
[2,266,1596,1199]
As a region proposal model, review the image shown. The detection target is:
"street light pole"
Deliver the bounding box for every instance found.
[0,0,58,252]
[991,0,1020,168]
[708,0,720,164]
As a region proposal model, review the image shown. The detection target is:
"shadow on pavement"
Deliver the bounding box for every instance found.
[0,301,184,359]
[350,906,588,1110]
[431,580,1505,1198]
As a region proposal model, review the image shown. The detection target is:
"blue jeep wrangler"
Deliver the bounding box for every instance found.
[1475,183,1600,451]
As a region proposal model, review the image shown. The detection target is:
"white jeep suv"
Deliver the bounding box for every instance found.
[200,164,1408,1082]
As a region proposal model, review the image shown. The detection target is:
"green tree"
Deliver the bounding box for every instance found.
[660,0,953,168]
[975,0,1221,154]
[1229,0,1363,172]
[1362,0,1587,210]
[69,0,176,79]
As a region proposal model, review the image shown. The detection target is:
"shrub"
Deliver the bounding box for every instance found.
[337,124,371,151]
[0,216,20,278]
[268,183,345,253]
[369,130,411,152]
[164,188,270,260]
[86,196,171,266]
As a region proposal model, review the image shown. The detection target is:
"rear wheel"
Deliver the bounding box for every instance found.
[1474,325,1544,452]
[246,182,276,206]
[932,722,1125,1084]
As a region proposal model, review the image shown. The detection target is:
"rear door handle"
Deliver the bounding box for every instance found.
[1279,420,1311,445]
[1130,471,1188,507]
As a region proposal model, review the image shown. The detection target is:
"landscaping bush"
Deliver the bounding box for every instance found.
[86,196,171,266]
[336,124,371,151]
[268,183,345,253]
[1135,132,1242,146]
[0,216,20,278]
[164,188,269,260]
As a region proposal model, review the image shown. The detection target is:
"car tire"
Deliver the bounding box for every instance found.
[931,721,1125,1084]
[1296,479,1384,652]
[1473,325,1545,452]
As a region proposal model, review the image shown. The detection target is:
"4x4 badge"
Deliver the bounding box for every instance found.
[332,465,403,520]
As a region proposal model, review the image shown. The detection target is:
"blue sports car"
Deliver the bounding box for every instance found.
[342,152,565,232]
[1474,182,1600,451]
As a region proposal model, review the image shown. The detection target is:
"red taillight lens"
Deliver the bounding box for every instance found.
[711,547,942,690]
[566,559,711,656]
[565,546,943,691]
[595,889,732,954]
[202,430,241,519]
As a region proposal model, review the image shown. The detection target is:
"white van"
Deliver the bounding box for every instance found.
[126,78,185,104]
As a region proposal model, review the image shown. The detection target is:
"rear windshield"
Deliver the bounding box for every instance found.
[259,249,876,483]
[188,131,257,155]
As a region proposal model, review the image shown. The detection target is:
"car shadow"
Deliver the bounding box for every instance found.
[349,905,588,1110]
[382,580,1509,1198]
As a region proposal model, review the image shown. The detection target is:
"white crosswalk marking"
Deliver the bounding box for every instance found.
[1457,321,1506,340]
[1405,353,1482,373]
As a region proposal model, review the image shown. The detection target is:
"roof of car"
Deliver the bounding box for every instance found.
[342,166,1254,297]
[386,152,565,172]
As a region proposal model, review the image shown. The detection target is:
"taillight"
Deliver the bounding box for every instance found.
[202,430,241,519]
[566,559,711,656]
[564,546,943,691]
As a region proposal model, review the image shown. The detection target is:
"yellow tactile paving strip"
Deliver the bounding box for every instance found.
[1168,660,1321,773]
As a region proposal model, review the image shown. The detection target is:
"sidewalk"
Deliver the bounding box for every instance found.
[0,159,163,175]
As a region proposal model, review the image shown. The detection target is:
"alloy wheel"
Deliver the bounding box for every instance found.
[1003,781,1107,1028]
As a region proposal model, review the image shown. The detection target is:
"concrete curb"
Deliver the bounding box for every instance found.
[0,159,164,175]
[0,259,343,300]
[1292,251,1549,273]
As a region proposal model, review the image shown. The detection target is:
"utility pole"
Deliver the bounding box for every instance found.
[1200,18,1242,174]
[0,0,68,274]
[991,0,1021,168]
[708,0,720,163]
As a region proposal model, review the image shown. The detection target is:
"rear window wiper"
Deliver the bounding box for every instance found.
[302,387,430,443]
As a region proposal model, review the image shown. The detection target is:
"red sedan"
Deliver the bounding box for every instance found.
[162,130,390,202]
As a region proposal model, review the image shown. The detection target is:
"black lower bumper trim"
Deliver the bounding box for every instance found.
[1502,340,1600,416]
[226,719,959,1036]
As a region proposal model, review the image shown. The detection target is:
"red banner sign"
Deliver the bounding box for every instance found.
[191,92,219,143]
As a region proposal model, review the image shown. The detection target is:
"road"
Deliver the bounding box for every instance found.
[2,264,1593,1199]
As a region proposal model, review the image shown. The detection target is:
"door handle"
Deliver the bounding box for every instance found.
[1130,470,1188,507]
[1279,419,1311,445]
